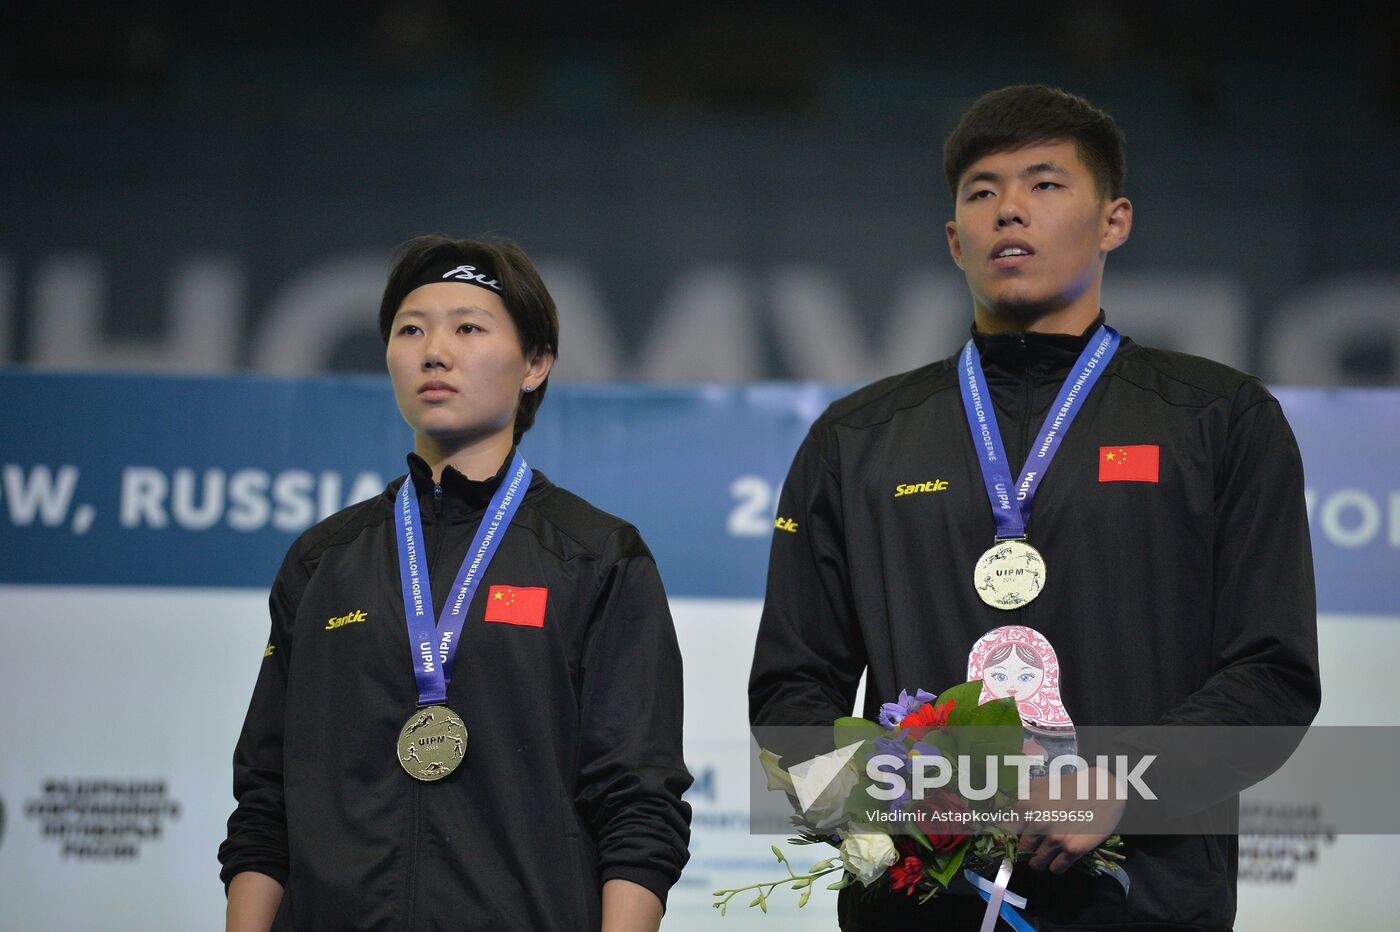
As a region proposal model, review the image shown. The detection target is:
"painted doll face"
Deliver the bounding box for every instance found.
[983,658,1044,701]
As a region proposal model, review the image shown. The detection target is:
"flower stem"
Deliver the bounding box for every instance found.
[712,864,845,915]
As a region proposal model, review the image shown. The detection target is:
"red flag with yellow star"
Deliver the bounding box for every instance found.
[484,585,548,627]
[1099,444,1159,482]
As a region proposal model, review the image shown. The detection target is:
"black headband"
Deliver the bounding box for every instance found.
[406,255,505,296]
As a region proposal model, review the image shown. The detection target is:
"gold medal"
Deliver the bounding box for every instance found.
[397,705,468,781]
[973,539,1046,610]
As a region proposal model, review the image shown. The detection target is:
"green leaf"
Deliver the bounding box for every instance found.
[842,781,878,824]
[967,696,1021,728]
[925,838,972,887]
[934,681,985,727]
[833,716,883,749]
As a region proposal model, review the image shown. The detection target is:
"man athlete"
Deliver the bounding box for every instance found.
[750,85,1320,929]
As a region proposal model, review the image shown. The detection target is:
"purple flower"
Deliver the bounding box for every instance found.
[871,734,906,762]
[909,738,943,760]
[878,688,937,728]
[867,733,944,810]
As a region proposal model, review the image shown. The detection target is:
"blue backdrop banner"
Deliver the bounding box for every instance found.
[0,373,1396,613]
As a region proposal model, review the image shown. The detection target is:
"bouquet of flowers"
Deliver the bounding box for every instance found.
[714,680,1127,918]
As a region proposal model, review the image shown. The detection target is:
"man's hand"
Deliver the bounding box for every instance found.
[1014,767,1125,874]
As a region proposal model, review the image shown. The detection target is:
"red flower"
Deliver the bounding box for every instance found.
[899,699,955,740]
[915,790,972,852]
[888,854,924,895]
[925,828,970,853]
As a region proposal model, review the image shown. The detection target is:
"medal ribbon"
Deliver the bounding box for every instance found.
[958,325,1119,540]
[394,450,532,706]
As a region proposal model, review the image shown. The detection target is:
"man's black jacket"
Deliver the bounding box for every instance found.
[750,318,1320,930]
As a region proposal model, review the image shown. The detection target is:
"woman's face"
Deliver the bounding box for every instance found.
[983,657,1044,701]
[385,282,547,448]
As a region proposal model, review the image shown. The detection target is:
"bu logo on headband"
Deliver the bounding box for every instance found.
[441,265,503,292]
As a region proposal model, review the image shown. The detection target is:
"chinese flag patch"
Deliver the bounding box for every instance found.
[1099,445,1160,483]
[484,586,548,628]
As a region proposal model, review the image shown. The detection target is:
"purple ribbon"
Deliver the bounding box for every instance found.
[958,325,1119,539]
[394,451,532,706]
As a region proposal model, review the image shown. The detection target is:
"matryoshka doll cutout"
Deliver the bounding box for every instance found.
[967,625,1078,774]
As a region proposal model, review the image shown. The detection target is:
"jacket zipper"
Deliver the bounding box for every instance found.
[1019,341,1039,622]
[1019,343,1033,481]
[405,484,441,928]
[405,782,421,929]
[429,483,444,576]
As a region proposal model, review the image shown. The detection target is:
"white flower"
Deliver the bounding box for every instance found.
[758,748,795,794]
[791,747,861,831]
[841,829,898,886]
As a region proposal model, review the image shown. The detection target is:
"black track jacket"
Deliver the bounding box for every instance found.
[750,316,1320,930]
[220,452,692,930]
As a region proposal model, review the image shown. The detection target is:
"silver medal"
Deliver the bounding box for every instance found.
[973,539,1046,610]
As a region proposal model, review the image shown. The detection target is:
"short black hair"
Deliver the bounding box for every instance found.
[379,235,559,444]
[943,85,1126,202]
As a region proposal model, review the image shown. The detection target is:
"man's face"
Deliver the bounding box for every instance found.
[385,282,545,447]
[945,140,1130,326]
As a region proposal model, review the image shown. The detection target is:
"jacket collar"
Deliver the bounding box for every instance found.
[970,310,1108,379]
[404,447,524,518]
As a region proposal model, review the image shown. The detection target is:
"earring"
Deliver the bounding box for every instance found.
[523,384,534,393]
